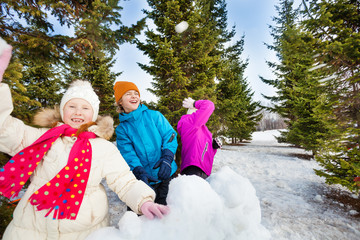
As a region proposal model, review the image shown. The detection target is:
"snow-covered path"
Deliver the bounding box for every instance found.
[213,130,360,240]
[100,130,360,240]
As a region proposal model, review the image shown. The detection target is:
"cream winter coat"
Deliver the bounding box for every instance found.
[0,83,155,240]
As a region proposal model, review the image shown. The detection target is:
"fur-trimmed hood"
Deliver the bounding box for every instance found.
[33,107,114,140]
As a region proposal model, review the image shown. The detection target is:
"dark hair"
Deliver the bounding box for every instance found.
[114,99,142,113]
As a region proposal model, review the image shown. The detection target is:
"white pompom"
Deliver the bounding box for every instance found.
[175,21,189,34]
[0,37,11,56]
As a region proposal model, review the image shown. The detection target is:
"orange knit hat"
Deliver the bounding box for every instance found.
[113,81,140,103]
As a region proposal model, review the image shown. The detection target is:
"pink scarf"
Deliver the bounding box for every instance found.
[0,124,96,220]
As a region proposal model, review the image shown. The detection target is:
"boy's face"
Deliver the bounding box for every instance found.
[120,90,140,113]
[63,98,94,129]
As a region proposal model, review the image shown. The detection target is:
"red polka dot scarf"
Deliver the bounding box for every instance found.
[0,124,96,220]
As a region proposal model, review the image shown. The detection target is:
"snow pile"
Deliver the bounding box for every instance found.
[86,129,360,239]
[86,167,270,240]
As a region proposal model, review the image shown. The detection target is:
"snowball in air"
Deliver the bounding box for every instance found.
[175,21,189,33]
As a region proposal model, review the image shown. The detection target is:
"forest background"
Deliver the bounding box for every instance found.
[0,0,359,238]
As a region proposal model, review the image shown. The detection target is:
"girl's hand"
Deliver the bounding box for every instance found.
[140,201,170,219]
[182,97,196,109]
[0,38,12,83]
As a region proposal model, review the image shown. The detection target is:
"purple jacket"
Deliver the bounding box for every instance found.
[177,100,217,176]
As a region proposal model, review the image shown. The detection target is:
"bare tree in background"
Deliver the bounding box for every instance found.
[256,105,286,131]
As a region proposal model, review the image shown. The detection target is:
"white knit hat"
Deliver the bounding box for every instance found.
[59,80,100,122]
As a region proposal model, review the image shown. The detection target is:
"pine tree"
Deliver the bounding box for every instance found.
[136,0,231,128]
[82,55,120,119]
[261,0,332,154]
[64,0,145,130]
[278,26,332,153]
[1,53,41,123]
[302,0,360,193]
[302,0,360,127]
[17,28,65,117]
[216,36,262,143]
[261,0,301,130]
[0,1,75,122]
[1,1,140,124]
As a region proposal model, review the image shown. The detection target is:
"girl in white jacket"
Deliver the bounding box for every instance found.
[0,41,169,240]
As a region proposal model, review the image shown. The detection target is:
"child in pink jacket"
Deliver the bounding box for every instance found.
[177,98,222,179]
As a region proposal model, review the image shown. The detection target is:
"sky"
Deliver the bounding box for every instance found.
[86,130,360,240]
[114,0,303,104]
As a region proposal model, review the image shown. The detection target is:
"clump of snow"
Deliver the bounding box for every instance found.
[175,21,189,33]
[87,167,270,240]
[349,210,358,216]
[314,195,323,203]
[351,194,358,199]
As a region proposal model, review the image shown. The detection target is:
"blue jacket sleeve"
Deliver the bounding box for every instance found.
[115,125,142,170]
[153,111,178,155]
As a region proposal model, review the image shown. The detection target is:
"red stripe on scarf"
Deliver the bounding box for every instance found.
[0,124,96,220]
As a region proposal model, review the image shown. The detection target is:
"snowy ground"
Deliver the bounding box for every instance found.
[90,130,360,240]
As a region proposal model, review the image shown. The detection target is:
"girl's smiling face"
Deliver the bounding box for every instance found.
[63,98,94,129]
[120,90,140,113]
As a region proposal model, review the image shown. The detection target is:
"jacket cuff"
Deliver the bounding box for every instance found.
[162,148,174,162]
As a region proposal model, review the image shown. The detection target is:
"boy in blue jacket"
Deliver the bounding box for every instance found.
[113,81,178,205]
